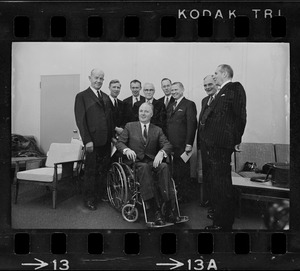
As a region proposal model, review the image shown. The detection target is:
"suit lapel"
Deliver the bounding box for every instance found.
[199,96,210,119]
[87,87,100,105]
[136,122,145,144]
[210,83,230,109]
[146,124,155,145]
[203,82,231,118]
[171,97,185,116]
[87,87,106,108]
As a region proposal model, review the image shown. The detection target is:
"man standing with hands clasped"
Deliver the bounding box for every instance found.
[199,64,247,230]
[167,82,197,203]
[74,69,114,211]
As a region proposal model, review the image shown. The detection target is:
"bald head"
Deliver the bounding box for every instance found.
[139,102,153,124]
[89,69,105,90]
[203,75,218,96]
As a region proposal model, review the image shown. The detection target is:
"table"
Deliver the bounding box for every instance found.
[232,176,290,217]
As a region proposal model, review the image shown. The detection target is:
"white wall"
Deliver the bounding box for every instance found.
[12,42,290,146]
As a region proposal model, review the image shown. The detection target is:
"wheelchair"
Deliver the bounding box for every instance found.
[106,157,189,228]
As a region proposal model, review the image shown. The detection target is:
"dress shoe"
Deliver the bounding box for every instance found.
[207,208,215,215]
[166,210,181,224]
[204,225,223,231]
[84,200,97,211]
[207,214,214,220]
[154,210,165,226]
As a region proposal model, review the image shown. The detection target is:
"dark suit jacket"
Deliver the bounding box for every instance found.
[108,97,124,128]
[167,97,197,157]
[123,95,145,124]
[133,98,167,133]
[74,87,114,147]
[116,122,172,162]
[197,81,247,150]
[158,95,175,112]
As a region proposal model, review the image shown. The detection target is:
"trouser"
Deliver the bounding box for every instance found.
[172,156,191,200]
[135,160,175,203]
[200,142,214,206]
[208,146,235,229]
[83,143,111,202]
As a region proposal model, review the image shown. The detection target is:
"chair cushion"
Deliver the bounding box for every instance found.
[45,143,83,168]
[17,167,62,182]
[275,144,290,163]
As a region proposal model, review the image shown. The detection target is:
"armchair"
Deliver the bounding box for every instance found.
[14,143,84,209]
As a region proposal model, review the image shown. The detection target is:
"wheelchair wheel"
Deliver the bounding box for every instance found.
[122,204,139,222]
[107,162,128,210]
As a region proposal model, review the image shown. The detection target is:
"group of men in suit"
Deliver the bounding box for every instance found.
[74,64,247,230]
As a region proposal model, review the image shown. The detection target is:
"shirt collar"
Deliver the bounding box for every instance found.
[165,95,171,102]
[220,79,232,90]
[146,98,154,104]
[133,95,140,102]
[175,96,184,105]
[109,95,117,104]
[140,122,150,130]
[90,86,101,97]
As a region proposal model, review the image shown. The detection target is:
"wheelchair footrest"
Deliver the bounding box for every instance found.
[146,222,174,228]
[177,216,189,224]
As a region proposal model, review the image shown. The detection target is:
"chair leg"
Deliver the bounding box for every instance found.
[14,181,19,204]
[52,189,57,209]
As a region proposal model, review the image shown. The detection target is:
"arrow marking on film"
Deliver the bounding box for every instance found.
[156,258,184,270]
[22,258,49,270]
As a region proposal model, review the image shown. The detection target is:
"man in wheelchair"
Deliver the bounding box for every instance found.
[116,102,180,226]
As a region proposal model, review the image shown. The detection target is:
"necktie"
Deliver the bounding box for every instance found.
[133,97,138,107]
[208,95,214,106]
[97,90,105,109]
[114,98,118,108]
[165,97,169,108]
[172,101,177,112]
[143,124,148,142]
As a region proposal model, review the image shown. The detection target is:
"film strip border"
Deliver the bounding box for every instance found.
[10,231,296,255]
[13,14,286,40]
[0,2,290,41]
[0,231,298,269]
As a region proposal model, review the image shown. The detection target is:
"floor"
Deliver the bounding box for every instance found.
[11,182,268,230]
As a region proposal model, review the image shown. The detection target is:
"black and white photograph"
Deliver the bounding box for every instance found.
[11,42,290,230]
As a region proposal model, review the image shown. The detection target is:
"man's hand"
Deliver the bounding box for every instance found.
[153,151,164,168]
[234,144,241,152]
[115,127,124,135]
[111,137,117,144]
[86,142,94,153]
[185,144,193,154]
[125,149,137,161]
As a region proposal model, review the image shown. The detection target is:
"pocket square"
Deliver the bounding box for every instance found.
[178,109,183,111]
[221,94,225,96]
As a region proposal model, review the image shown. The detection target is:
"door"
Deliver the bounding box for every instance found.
[40,74,80,153]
